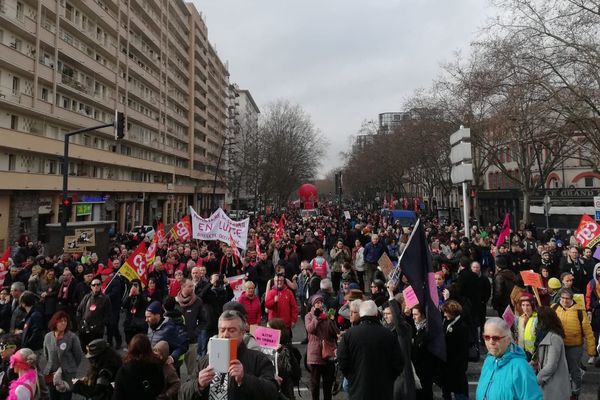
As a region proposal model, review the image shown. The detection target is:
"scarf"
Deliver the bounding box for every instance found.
[8,369,37,400]
[415,318,427,332]
[175,291,196,308]
[58,278,73,301]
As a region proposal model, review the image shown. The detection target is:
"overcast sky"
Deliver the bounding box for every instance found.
[192,0,495,177]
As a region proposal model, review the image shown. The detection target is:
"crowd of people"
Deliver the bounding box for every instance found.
[0,206,599,400]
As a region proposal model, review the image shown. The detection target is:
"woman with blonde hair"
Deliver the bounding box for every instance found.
[8,348,38,400]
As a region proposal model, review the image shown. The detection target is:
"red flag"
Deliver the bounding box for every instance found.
[146,234,159,272]
[496,213,511,247]
[390,194,395,209]
[575,214,600,248]
[118,241,149,286]
[383,195,388,208]
[257,215,262,228]
[169,215,192,242]
[270,218,277,230]
[403,197,408,209]
[413,198,418,212]
[156,223,166,244]
[229,233,240,262]
[274,215,285,241]
[0,246,10,286]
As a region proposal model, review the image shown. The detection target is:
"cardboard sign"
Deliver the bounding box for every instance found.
[253,326,281,350]
[344,211,351,219]
[502,305,516,327]
[575,214,600,248]
[378,253,394,278]
[520,270,543,289]
[75,228,96,246]
[63,236,85,253]
[403,285,419,309]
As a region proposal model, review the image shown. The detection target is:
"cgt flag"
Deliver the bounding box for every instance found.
[169,215,192,242]
[118,241,148,287]
[399,219,446,362]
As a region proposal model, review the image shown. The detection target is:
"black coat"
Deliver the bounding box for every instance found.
[338,316,404,400]
[179,342,278,400]
[442,316,469,394]
[389,300,416,400]
[112,359,165,400]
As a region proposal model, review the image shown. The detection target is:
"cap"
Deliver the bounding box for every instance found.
[146,300,163,315]
[548,277,561,289]
[85,339,109,358]
[309,294,324,306]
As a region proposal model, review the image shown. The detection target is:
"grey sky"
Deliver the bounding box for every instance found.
[193,0,494,177]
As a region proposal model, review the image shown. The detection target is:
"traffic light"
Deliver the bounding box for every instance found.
[61,196,73,218]
[114,111,125,140]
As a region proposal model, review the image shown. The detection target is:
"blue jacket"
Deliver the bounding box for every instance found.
[476,344,542,400]
[147,316,188,362]
[363,241,387,264]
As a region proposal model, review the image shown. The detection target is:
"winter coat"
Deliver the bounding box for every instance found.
[441,315,469,394]
[388,300,416,400]
[238,292,261,326]
[112,359,165,400]
[175,296,205,341]
[178,342,278,400]
[42,330,83,381]
[122,295,148,334]
[552,302,597,355]
[492,269,516,312]
[22,307,45,351]
[475,343,542,400]
[147,317,187,361]
[264,286,297,329]
[536,331,570,400]
[76,292,112,336]
[338,316,404,400]
[199,283,234,333]
[559,256,587,293]
[305,310,339,365]
[585,264,600,332]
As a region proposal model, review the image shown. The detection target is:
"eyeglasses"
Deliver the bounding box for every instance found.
[483,335,506,342]
[91,283,101,287]
[560,297,573,301]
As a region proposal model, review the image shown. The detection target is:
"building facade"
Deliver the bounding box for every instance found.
[0,0,230,249]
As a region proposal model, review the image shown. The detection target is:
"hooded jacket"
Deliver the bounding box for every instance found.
[476,343,542,400]
[552,302,596,355]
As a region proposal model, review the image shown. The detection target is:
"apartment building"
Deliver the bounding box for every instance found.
[0,0,230,249]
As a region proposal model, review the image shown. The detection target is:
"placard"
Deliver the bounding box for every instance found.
[402,285,419,309]
[252,326,281,350]
[64,236,85,253]
[520,270,543,288]
[74,228,96,246]
[502,305,516,327]
[378,253,394,278]
[344,211,351,219]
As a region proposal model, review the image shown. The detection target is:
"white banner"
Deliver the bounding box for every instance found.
[189,207,249,249]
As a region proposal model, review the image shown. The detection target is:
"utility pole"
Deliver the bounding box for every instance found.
[61,111,125,241]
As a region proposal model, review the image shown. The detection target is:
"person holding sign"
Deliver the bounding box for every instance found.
[179,309,278,400]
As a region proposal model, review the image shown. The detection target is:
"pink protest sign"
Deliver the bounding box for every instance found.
[502,305,516,327]
[254,326,281,349]
[427,272,439,306]
[403,285,419,309]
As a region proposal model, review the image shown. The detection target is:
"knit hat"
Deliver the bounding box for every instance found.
[146,300,164,315]
[309,294,324,306]
[548,278,561,290]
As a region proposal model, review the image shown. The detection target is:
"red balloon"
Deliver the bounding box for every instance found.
[298,183,318,203]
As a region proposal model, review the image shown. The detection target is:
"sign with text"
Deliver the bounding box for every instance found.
[520,270,543,289]
[190,207,249,249]
[252,326,281,350]
[74,228,95,247]
[403,285,419,309]
[575,214,600,248]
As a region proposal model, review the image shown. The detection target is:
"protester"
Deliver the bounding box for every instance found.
[122,279,148,345]
[19,291,45,353]
[516,293,538,358]
[533,306,570,400]
[305,294,339,400]
[238,280,261,326]
[42,310,83,400]
[76,277,111,351]
[174,278,206,374]
[265,274,298,336]
[145,300,188,371]
[476,317,542,399]
[338,300,403,400]
[411,304,441,400]
[178,309,278,399]
[585,262,600,364]
[7,348,38,399]
[72,339,122,400]
[153,340,181,400]
[112,333,165,399]
[440,300,469,400]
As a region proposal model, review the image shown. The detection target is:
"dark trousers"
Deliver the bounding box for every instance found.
[309,362,335,400]
[356,271,365,293]
[106,311,122,348]
[331,271,342,293]
[49,386,73,400]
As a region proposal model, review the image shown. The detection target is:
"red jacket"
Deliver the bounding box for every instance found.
[238,291,262,326]
[265,286,298,329]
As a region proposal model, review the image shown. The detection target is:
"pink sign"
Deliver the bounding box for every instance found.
[403,285,419,309]
[502,305,516,327]
[254,326,281,349]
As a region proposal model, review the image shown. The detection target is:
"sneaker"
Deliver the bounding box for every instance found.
[587,356,595,365]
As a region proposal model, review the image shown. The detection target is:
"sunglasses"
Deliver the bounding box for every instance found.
[483,335,506,342]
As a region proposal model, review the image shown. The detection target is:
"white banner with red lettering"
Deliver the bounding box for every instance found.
[189,207,249,249]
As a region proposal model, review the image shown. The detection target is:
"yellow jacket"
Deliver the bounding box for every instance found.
[553,303,596,355]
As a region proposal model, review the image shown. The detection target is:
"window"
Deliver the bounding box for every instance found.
[585,176,594,187]
[47,160,57,174]
[10,115,18,130]
[8,154,16,171]
[12,77,19,95]
[41,87,48,101]
[16,2,23,21]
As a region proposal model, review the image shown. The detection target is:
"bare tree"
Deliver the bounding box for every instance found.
[258,100,326,207]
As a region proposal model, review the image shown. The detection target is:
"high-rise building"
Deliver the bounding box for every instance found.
[0,0,230,248]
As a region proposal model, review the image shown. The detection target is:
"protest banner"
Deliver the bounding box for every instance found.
[403,285,420,309]
[64,236,85,253]
[190,207,249,249]
[575,214,600,248]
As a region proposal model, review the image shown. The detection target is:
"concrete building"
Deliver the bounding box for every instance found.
[0,0,230,249]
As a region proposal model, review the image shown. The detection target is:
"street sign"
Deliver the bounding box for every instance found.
[451,163,473,184]
[596,211,600,221]
[450,142,472,165]
[594,196,600,221]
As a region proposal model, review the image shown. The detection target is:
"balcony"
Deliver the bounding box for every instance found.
[0,5,37,37]
[0,43,35,73]
[127,60,160,91]
[127,107,159,130]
